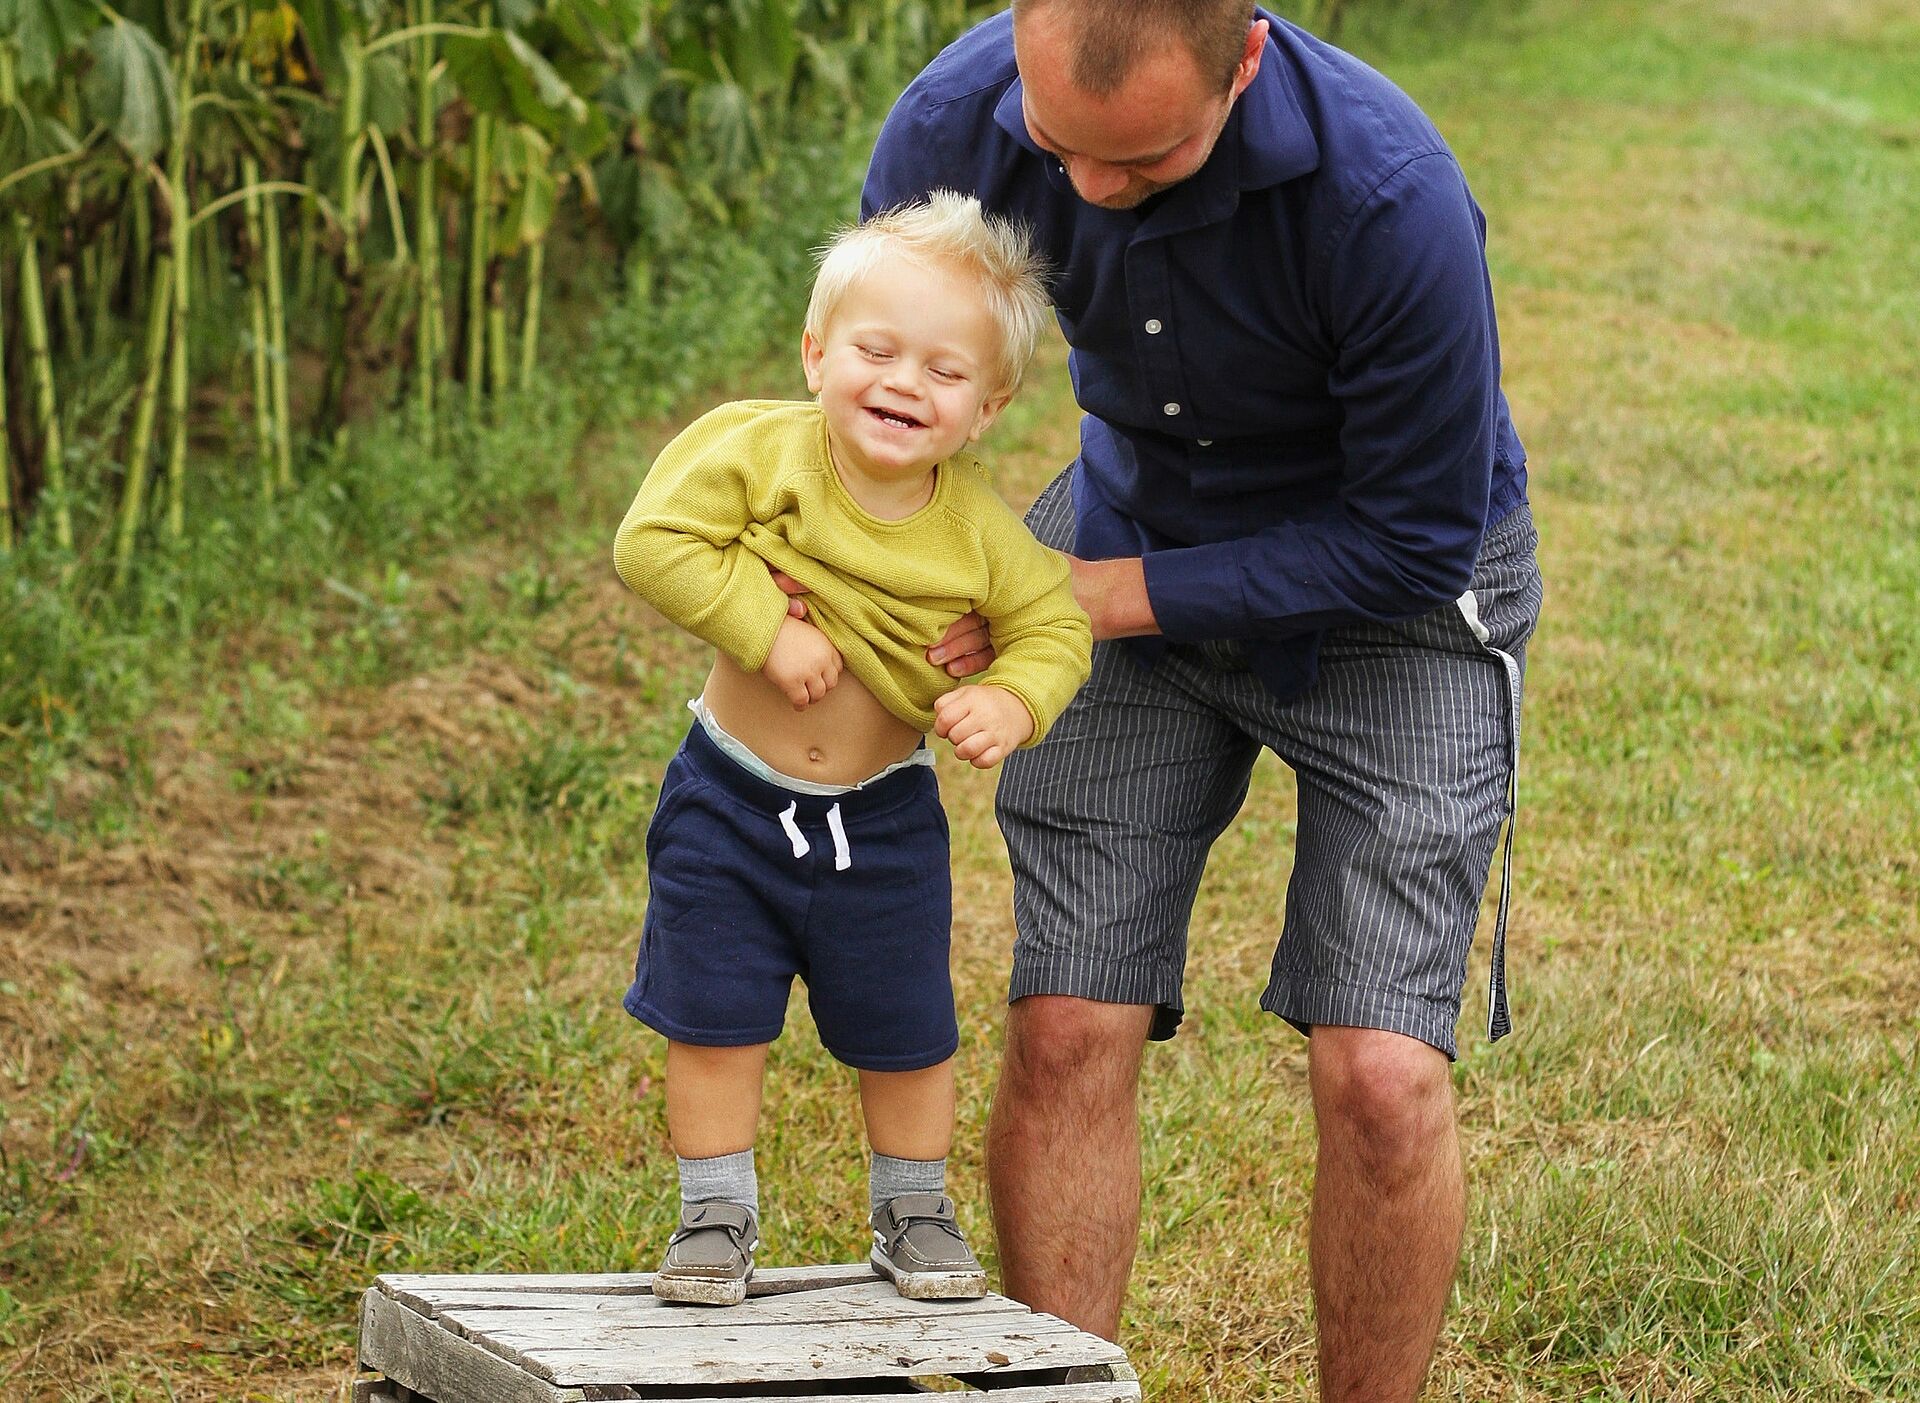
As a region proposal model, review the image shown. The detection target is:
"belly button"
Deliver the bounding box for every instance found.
[807,747,825,764]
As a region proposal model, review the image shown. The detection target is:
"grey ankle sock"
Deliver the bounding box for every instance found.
[679,1149,758,1219]
[869,1153,946,1214]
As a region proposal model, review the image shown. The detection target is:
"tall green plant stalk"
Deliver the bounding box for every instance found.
[319,34,368,438]
[0,255,12,554]
[485,254,508,398]
[413,0,439,441]
[114,251,174,589]
[262,184,294,492]
[242,156,275,499]
[164,0,208,540]
[518,237,543,390]
[465,111,494,408]
[16,215,73,550]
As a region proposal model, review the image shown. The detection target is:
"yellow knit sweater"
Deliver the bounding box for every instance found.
[613,401,1092,741]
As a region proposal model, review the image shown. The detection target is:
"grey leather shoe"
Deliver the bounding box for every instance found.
[654,1201,757,1306]
[869,1193,987,1300]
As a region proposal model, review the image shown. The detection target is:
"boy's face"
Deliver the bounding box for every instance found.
[803,249,1012,492]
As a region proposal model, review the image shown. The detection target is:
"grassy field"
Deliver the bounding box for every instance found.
[3,0,1917,1397]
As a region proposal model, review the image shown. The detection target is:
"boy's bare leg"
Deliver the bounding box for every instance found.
[857,1058,956,1160]
[1309,1025,1463,1403]
[986,996,1154,1341]
[665,1041,770,1158]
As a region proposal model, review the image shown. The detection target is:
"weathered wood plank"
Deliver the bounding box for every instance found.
[377,1263,877,1300]
[360,1288,585,1403]
[413,1280,1023,1332]
[618,1386,1138,1403]
[479,1314,1128,1388]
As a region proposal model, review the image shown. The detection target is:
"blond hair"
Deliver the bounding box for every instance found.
[805,191,1052,395]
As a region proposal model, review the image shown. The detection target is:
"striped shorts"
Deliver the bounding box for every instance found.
[996,469,1544,1059]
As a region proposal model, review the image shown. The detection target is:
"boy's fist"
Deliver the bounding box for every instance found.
[764,615,841,709]
[933,685,1034,768]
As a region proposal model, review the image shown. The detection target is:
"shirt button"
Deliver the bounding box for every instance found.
[1197,439,1213,447]
[1163,402,1181,416]
[1144,318,1163,334]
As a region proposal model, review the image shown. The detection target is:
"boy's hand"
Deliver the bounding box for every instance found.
[932,685,1034,768]
[764,615,841,709]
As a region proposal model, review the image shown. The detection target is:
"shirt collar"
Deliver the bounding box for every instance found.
[990,17,1320,218]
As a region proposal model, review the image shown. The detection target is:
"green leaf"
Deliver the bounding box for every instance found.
[444,29,607,159]
[497,160,556,256]
[83,17,176,160]
[364,49,408,136]
[0,0,96,86]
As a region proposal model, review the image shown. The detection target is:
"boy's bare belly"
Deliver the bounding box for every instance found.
[702,654,924,787]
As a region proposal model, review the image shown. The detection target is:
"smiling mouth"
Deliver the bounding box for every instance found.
[866,406,925,430]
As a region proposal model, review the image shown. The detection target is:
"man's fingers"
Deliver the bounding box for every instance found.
[770,569,807,597]
[787,596,808,619]
[942,647,994,679]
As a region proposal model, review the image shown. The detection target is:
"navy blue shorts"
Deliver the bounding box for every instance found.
[624,723,958,1072]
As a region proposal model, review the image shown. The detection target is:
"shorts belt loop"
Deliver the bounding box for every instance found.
[777,802,810,860]
[825,803,851,871]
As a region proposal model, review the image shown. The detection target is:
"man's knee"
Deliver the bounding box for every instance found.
[1309,1027,1455,1176]
[1000,996,1152,1110]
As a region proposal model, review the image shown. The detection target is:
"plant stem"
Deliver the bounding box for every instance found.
[164,0,207,541]
[242,156,275,500]
[262,181,294,492]
[414,0,439,443]
[465,111,494,408]
[518,237,543,390]
[16,214,73,550]
[114,252,174,590]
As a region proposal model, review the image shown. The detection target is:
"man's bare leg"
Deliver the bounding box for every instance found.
[985,995,1154,1341]
[1309,1025,1464,1403]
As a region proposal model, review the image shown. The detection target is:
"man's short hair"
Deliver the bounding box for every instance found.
[1013,0,1256,95]
[806,191,1053,396]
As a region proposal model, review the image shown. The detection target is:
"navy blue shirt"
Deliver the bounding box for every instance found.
[864,9,1528,701]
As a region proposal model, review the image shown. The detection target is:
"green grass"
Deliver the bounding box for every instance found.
[3,0,1918,1398]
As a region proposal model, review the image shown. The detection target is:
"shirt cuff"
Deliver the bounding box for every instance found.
[1141,543,1251,643]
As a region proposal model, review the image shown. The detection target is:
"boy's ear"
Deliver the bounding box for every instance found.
[801,329,826,393]
[969,388,1015,442]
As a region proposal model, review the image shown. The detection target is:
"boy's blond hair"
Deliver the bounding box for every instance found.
[805,191,1052,395]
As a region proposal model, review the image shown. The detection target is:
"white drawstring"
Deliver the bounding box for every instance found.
[826,803,851,871]
[777,802,809,859]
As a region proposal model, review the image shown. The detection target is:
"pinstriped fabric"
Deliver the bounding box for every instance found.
[996,468,1543,1059]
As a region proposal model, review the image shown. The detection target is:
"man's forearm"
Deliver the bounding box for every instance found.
[1067,555,1159,641]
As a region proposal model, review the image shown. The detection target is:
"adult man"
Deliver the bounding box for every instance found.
[866,3,1542,1398]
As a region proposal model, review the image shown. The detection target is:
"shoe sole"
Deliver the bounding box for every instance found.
[870,1247,988,1301]
[652,1268,751,1307]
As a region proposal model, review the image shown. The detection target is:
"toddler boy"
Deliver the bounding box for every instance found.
[613,192,1091,1305]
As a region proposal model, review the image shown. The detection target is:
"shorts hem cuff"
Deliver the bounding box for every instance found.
[1259,977,1459,1061]
[825,1037,960,1073]
[623,995,784,1049]
[1008,953,1182,1035]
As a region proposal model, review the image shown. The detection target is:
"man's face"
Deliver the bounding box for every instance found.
[1014,10,1267,210]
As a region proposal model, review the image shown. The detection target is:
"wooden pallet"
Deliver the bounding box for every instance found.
[354,1263,1141,1402]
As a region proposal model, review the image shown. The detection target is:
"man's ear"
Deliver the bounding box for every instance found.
[969,389,1015,441]
[801,329,825,393]
[1231,19,1269,99]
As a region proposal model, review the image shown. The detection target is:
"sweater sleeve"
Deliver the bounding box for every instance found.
[611,410,792,672]
[971,499,1093,745]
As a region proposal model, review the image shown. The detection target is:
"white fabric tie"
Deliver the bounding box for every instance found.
[777,802,809,859]
[825,803,851,871]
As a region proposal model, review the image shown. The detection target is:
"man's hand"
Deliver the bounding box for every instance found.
[763,615,842,709]
[928,611,996,678]
[770,569,809,620]
[1067,554,1158,640]
[933,685,1035,768]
